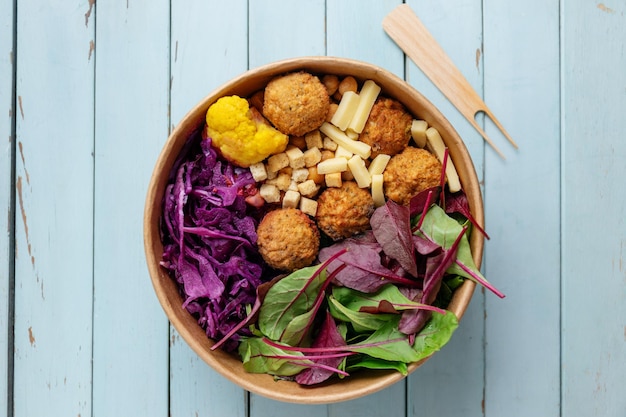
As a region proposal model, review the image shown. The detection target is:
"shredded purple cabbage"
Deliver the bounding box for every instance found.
[160,133,268,351]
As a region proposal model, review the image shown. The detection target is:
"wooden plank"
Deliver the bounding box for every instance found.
[482,1,561,416]
[168,1,248,416]
[247,0,327,414]
[249,0,326,66]
[561,3,626,416]
[92,2,170,416]
[326,1,408,415]
[326,0,403,69]
[12,1,95,416]
[403,2,486,416]
[0,0,14,414]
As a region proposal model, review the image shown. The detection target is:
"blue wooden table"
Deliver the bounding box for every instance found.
[1,1,625,416]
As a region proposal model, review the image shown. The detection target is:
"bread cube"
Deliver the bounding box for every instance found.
[282,190,301,209]
[291,168,309,183]
[305,130,323,149]
[325,172,342,188]
[299,197,318,217]
[259,184,280,203]
[297,179,319,198]
[285,146,305,169]
[267,152,289,173]
[303,147,322,167]
[322,136,338,151]
[248,162,268,182]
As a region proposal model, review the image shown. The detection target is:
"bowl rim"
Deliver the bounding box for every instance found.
[143,56,484,404]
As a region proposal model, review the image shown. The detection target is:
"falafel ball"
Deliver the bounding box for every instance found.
[316,181,375,241]
[256,208,320,272]
[359,97,413,158]
[383,146,442,206]
[263,71,330,137]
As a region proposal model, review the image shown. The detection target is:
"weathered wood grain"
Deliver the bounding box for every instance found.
[403,2,486,416]
[0,0,14,415]
[168,1,248,416]
[92,1,170,416]
[561,3,626,416]
[483,1,561,416]
[12,1,95,416]
[249,0,326,66]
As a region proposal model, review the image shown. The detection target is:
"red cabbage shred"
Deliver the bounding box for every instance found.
[160,133,268,352]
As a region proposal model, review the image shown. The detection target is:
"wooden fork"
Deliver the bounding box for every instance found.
[383,4,518,159]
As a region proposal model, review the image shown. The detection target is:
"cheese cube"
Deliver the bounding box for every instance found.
[334,145,353,160]
[347,155,371,188]
[367,154,391,176]
[316,157,348,175]
[371,174,385,207]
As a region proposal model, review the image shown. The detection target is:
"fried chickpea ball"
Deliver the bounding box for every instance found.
[359,97,413,158]
[256,208,320,272]
[316,181,375,241]
[263,71,330,137]
[383,146,442,206]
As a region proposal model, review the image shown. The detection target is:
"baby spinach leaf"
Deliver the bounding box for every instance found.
[258,264,327,343]
[347,357,409,375]
[412,310,459,360]
[328,294,396,333]
[350,318,421,363]
[238,337,311,377]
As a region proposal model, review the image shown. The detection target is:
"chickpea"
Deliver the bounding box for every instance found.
[322,74,340,96]
[334,76,358,100]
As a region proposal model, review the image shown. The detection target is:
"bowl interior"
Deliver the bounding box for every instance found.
[144,56,484,404]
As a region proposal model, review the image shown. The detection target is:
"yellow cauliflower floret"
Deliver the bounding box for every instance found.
[205,95,288,167]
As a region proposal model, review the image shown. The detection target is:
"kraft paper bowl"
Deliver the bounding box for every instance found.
[144,56,484,404]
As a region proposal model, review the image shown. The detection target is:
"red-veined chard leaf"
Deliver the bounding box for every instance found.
[295,312,349,385]
[318,233,417,293]
[331,285,445,315]
[399,226,464,335]
[370,200,418,277]
[444,189,490,240]
[415,204,504,298]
